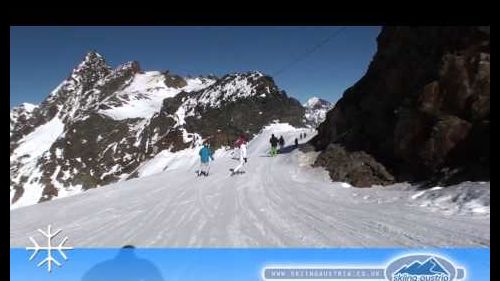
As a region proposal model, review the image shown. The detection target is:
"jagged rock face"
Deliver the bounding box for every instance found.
[158,72,305,148]
[303,97,333,127]
[10,53,304,207]
[10,103,37,137]
[11,52,109,146]
[311,26,490,186]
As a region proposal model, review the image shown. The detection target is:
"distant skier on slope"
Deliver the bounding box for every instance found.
[269,134,279,157]
[198,141,214,176]
[231,134,248,175]
[278,136,285,152]
[295,138,299,148]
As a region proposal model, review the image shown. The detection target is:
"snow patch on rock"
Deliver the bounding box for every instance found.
[99,73,215,120]
[11,117,65,163]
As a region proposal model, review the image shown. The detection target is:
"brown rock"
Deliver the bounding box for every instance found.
[313,144,395,187]
[310,26,489,186]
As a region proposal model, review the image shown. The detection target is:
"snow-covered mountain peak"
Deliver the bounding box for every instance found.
[192,71,276,109]
[303,97,333,128]
[97,70,216,121]
[11,103,38,115]
[304,97,331,109]
[85,50,103,59]
[10,52,305,208]
[72,50,111,79]
[114,61,141,73]
[19,102,37,111]
[228,70,264,79]
[41,51,113,108]
[304,97,320,107]
[10,103,39,136]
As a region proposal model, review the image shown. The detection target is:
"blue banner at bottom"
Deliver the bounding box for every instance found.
[11,248,489,281]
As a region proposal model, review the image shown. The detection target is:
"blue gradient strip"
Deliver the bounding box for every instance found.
[11,248,489,281]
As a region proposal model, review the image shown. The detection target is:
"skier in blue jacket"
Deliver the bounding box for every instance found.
[198,142,214,176]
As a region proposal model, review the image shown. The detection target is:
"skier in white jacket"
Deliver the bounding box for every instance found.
[231,135,248,175]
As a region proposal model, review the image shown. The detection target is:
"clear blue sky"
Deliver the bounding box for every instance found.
[10,26,380,108]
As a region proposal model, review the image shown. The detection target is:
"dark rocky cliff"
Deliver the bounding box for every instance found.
[310,26,490,187]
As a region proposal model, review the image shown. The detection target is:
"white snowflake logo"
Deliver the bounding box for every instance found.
[26,224,74,272]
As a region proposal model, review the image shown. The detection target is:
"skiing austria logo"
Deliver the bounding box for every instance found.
[262,254,466,281]
[386,255,465,281]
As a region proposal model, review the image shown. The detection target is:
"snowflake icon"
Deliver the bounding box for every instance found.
[26,224,73,272]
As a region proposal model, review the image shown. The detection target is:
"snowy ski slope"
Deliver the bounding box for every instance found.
[10,124,489,247]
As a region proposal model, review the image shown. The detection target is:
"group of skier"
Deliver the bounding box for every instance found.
[197,131,306,176]
[197,134,248,177]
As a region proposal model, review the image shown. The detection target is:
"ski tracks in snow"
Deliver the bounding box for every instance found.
[10,127,489,247]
